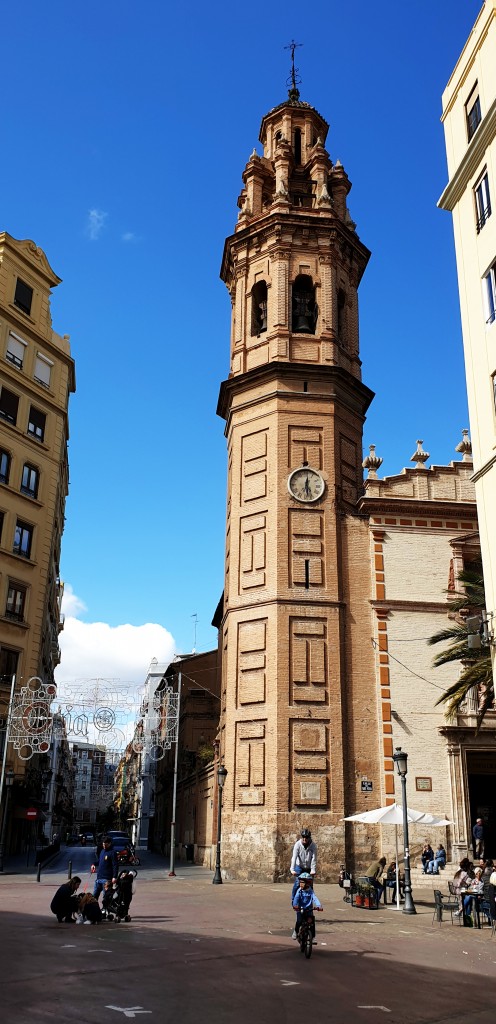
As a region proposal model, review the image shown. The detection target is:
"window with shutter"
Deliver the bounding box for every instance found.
[34,354,52,387]
[6,333,26,369]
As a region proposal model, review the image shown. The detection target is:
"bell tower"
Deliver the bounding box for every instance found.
[217,75,376,880]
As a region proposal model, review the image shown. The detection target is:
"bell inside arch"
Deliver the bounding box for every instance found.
[292,274,317,334]
[251,280,268,336]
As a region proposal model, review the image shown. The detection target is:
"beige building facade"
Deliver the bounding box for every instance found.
[438,0,496,684]
[0,233,75,853]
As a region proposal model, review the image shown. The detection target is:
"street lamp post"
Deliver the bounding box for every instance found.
[212,765,228,885]
[393,746,416,915]
[0,769,15,873]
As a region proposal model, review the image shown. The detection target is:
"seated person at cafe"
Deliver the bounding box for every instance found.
[365,856,387,901]
[462,866,483,924]
[385,861,405,901]
[421,842,434,874]
[452,858,475,916]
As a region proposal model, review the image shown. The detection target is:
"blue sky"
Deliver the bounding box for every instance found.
[2,1,480,671]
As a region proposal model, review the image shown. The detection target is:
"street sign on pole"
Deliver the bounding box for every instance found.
[26,807,37,819]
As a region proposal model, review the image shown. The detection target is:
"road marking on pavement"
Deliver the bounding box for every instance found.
[61,945,76,948]
[398,930,411,934]
[357,1007,391,1014]
[89,949,113,953]
[106,1007,151,1018]
[280,981,300,987]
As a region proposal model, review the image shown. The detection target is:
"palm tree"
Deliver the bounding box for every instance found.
[428,567,493,727]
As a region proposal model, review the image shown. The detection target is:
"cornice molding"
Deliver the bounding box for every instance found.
[438,97,496,211]
[358,496,477,520]
[217,361,374,424]
[471,451,496,483]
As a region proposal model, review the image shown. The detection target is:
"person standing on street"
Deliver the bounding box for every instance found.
[91,835,118,903]
[472,818,485,859]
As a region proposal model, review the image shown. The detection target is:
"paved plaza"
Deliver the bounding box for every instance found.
[1,849,495,1024]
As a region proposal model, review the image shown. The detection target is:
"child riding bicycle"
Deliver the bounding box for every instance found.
[292,872,323,941]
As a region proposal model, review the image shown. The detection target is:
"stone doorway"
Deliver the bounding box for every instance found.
[466,751,496,859]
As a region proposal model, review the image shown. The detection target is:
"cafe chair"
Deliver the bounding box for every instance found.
[432,889,461,926]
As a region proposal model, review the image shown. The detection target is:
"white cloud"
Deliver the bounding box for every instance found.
[121,231,137,243]
[61,583,87,618]
[53,588,177,752]
[56,586,176,688]
[85,208,107,241]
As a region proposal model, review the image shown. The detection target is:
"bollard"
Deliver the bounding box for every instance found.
[68,860,72,880]
[37,863,41,883]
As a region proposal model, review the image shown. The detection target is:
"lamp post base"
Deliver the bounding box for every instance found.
[402,890,417,915]
[212,868,223,885]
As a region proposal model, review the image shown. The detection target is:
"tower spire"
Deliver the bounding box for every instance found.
[284,39,303,100]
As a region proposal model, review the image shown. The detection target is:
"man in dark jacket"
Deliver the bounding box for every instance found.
[50,876,81,922]
[473,818,485,859]
[91,836,118,901]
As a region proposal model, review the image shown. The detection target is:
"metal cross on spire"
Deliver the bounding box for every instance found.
[284,39,303,99]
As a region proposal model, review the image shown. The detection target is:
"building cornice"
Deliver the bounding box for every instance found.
[358,495,477,521]
[471,450,496,483]
[371,599,450,614]
[438,96,496,211]
[217,361,374,426]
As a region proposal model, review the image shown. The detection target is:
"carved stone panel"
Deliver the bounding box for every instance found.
[240,513,266,591]
[237,619,267,705]
[288,425,323,470]
[236,719,266,806]
[290,719,329,808]
[241,430,268,503]
[290,617,328,703]
[289,509,325,588]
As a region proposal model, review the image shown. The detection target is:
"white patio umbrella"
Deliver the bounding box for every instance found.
[343,803,453,911]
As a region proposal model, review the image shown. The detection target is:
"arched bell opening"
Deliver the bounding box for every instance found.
[251,281,268,336]
[292,275,318,334]
[294,127,302,166]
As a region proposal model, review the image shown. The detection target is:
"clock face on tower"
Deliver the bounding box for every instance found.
[287,466,325,503]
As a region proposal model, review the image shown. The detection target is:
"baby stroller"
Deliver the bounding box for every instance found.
[102,869,137,922]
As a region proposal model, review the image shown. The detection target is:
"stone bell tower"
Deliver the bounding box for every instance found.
[217,76,378,881]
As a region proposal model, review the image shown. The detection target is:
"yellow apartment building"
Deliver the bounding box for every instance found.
[0,233,75,855]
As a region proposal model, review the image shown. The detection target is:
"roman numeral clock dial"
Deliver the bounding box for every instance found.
[287,466,325,503]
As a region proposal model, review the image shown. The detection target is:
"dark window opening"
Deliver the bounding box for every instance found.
[466,86,481,142]
[21,463,39,499]
[0,449,11,485]
[0,646,19,681]
[14,278,33,316]
[275,130,282,143]
[294,127,302,165]
[304,559,310,589]
[28,406,46,441]
[0,387,19,425]
[303,381,308,393]
[292,275,317,334]
[251,281,268,336]
[6,583,26,622]
[13,520,33,559]
[475,172,491,233]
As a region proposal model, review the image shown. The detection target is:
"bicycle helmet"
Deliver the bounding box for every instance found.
[299,872,312,881]
[300,828,312,839]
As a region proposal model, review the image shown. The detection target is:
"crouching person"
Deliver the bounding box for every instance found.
[50,876,81,923]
